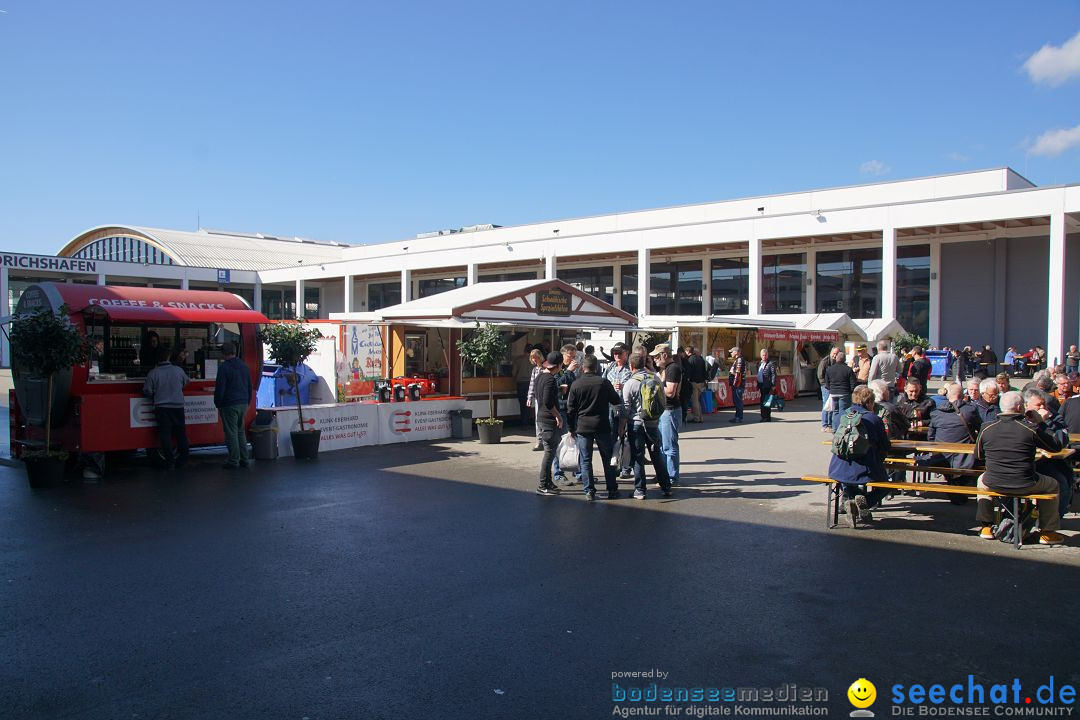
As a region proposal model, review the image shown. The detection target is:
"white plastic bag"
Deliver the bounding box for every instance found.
[824,394,835,412]
[557,433,580,473]
[610,438,624,468]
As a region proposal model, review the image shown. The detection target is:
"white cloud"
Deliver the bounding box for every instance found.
[1028,122,1080,156]
[1023,29,1080,86]
[859,160,890,177]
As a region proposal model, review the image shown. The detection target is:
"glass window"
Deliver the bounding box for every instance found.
[368,282,401,311]
[262,289,285,320]
[762,253,806,314]
[620,265,637,315]
[418,276,466,298]
[816,248,882,318]
[303,287,320,319]
[650,261,702,316]
[557,266,614,306]
[897,244,930,338]
[478,271,538,282]
[710,257,748,315]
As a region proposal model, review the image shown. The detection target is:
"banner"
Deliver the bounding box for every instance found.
[757,329,838,343]
[377,398,465,444]
[130,395,218,428]
[345,324,385,381]
[272,403,380,456]
[709,375,796,408]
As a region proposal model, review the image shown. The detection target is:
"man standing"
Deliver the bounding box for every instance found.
[651,344,682,485]
[1066,345,1080,376]
[851,346,871,383]
[728,346,746,424]
[622,351,672,500]
[818,347,838,432]
[567,355,624,501]
[824,351,856,430]
[974,391,1063,545]
[602,343,633,478]
[908,346,932,387]
[756,348,778,422]
[867,340,900,389]
[143,346,190,469]
[683,345,708,423]
[214,342,253,470]
[511,347,535,427]
[534,352,565,496]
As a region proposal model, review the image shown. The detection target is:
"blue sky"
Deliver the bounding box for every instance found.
[1,1,1079,253]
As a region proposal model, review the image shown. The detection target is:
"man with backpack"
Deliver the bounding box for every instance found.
[828,385,892,527]
[622,351,672,499]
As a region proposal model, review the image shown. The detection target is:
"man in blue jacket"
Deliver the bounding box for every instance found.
[828,385,892,527]
[214,342,253,469]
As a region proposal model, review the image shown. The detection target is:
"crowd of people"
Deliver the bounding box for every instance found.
[824,342,1080,545]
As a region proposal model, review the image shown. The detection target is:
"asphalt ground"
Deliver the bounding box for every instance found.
[3,397,1080,720]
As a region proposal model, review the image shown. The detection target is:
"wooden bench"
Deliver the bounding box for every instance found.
[799,476,1057,548]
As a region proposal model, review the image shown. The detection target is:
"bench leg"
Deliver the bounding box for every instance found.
[1014,498,1022,550]
[826,483,834,529]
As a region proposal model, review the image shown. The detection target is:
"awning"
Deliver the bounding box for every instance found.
[83,305,271,324]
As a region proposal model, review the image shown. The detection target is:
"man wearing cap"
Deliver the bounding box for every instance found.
[534,351,566,496]
[214,341,253,469]
[602,343,634,479]
[728,346,746,423]
[651,344,682,485]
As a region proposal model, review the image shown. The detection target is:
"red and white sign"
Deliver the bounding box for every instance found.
[711,375,797,408]
[757,328,838,342]
[377,399,465,444]
[273,403,380,456]
[129,395,219,428]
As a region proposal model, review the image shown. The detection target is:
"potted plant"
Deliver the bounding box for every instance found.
[262,319,323,459]
[892,332,930,355]
[10,305,89,487]
[457,322,509,444]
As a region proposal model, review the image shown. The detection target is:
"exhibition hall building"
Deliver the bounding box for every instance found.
[2,166,1079,367]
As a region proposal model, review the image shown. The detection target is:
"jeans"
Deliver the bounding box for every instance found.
[538,427,559,487]
[732,385,744,421]
[658,407,681,484]
[830,395,851,431]
[759,384,773,421]
[154,406,189,467]
[575,431,617,493]
[220,404,248,466]
[820,386,832,428]
[629,423,670,492]
[1068,364,1078,376]
[689,381,705,422]
[551,410,569,479]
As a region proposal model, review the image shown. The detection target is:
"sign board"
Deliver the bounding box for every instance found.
[0,253,97,273]
[344,323,385,381]
[709,375,797,409]
[757,328,839,343]
[377,398,465,444]
[272,403,380,456]
[217,269,231,284]
[129,395,219,428]
[535,288,572,317]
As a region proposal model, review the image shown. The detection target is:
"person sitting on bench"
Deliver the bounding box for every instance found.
[974,391,1064,545]
[897,377,935,429]
[1024,388,1073,520]
[920,382,983,502]
[828,385,892,527]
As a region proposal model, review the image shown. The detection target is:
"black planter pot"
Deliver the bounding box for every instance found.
[290,429,321,459]
[24,456,66,488]
[476,422,503,444]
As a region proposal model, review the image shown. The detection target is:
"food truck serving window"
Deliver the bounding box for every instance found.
[86,313,242,380]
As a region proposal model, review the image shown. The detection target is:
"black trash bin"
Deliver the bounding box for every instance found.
[449,409,474,439]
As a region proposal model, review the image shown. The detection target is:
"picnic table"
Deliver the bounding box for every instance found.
[888,439,1074,461]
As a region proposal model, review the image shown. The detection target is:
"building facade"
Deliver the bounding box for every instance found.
[3,167,1079,366]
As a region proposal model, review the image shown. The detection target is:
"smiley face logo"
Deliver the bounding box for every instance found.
[847,678,876,710]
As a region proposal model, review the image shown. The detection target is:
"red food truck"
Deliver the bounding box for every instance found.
[10,283,268,465]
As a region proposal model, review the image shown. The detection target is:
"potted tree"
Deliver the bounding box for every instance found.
[457,322,509,444]
[10,305,88,487]
[262,319,323,459]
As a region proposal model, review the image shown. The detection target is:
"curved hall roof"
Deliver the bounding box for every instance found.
[59,225,350,271]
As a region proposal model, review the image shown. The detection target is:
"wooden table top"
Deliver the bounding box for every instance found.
[888,439,1074,461]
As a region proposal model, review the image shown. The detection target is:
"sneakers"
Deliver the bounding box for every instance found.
[553,475,573,487]
[82,468,102,480]
[633,489,646,500]
[585,490,597,502]
[661,487,673,497]
[535,484,560,496]
[854,495,873,521]
[980,526,996,540]
[846,500,859,528]
[619,470,634,479]
[606,490,621,500]
[532,443,543,452]
[1039,531,1065,546]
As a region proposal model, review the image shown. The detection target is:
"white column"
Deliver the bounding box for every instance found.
[928,241,942,346]
[400,269,412,302]
[881,223,897,320]
[700,256,710,316]
[637,248,650,318]
[1047,209,1066,366]
[0,267,8,367]
[295,279,305,319]
[544,253,556,280]
[805,247,817,313]
[96,274,106,285]
[467,264,478,285]
[254,277,263,313]
[181,274,190,290]
[748,236,762,314]
[344,274,354,313]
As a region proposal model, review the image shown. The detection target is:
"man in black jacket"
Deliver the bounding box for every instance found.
[896,378,935,429]
[974,391,1063,544]
[534,352,566,496]
[920,382,982,502]
[817,348,836,431]
[683,346,708,423]
[824,352,856,430]
[908,347,932,387]
[215,342,253,469]
[567,354,624,501]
